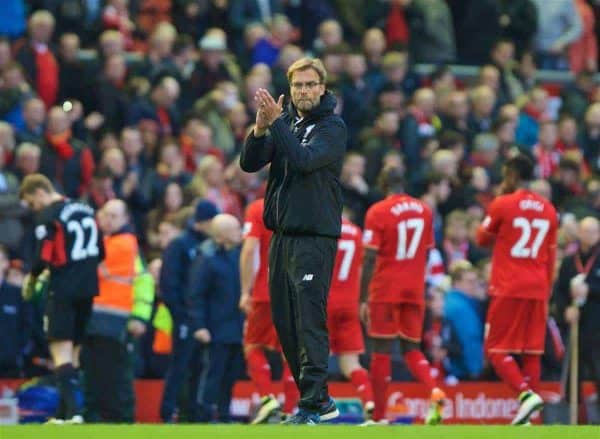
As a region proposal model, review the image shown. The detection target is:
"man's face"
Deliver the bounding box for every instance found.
[290,69,325,114]
[455,271,480,297]
[47,108,70,134]
[435,179,451,203]
[23,189,49,211]
[102,205,127,234]
[24,99,46,126]
[578,220,600,248]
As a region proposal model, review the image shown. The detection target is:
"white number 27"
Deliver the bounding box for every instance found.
[511,217,549,258]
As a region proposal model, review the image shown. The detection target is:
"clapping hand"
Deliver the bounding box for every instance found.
[254,88,284,136]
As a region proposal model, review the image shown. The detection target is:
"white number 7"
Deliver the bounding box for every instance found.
[511,217,550,258]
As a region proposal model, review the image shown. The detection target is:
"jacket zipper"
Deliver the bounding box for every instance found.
[275,160,288,228]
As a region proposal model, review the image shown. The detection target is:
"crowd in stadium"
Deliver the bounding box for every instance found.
[1,0,600,423]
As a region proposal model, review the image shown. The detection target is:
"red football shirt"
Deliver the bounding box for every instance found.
[329,218,363,309]
[242,199,272,302]
[363,194,434,304]
[476,189,558,300]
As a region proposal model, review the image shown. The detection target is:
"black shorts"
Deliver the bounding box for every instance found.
[44,294,93,344]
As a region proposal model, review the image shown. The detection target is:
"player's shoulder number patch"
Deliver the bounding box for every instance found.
[35,225,48,240]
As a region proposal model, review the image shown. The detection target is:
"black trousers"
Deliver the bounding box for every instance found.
[269,233,337,411]
[160,319,203,422]
[81,335,135,422]
[195,343,243,422]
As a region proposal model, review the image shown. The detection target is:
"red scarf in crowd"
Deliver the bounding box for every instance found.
[47,129,75,160]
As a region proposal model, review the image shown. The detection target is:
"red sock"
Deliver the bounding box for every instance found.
[245,348,273,397]
[521,354,541,391]
[370,353,391,421]
[282,362,299,413]
[488,353,529,393]
[350,368,374,407]
[403,350,436,392]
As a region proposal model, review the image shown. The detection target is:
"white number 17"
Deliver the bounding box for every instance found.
[396,218,424,260]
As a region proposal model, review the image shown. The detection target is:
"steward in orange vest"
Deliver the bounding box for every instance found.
[81,199,154,422]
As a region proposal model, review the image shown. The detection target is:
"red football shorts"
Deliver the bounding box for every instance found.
[367,302,424,342]
[243,301,280,351]
[327,306,364,354]
[485,296,548,354]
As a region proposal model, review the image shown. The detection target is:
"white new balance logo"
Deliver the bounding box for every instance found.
[302,274,314,281]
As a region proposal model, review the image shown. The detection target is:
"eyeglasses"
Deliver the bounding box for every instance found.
[290,81,321,90]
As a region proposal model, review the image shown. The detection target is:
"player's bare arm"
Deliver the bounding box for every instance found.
[239,236,259,314]
[360,248,376,325]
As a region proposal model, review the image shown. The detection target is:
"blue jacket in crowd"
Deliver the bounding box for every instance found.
[187,243,243,344]
[444,288,485,379]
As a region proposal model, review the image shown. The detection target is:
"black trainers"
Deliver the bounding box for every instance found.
[281,409,320,425]
[318,397,340,421]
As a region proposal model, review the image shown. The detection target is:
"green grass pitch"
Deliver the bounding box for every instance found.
[1,425,599,439]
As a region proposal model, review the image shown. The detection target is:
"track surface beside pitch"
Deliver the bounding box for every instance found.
[1,425,599,439]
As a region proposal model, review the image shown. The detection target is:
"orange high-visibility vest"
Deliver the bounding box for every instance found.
[95,232,138,313]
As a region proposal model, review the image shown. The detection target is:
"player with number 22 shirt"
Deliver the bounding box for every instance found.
[20,174,104,424]
[476,154,558,425]
[361,166,445,425]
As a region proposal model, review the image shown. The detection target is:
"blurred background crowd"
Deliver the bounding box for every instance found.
[1,0,600,404]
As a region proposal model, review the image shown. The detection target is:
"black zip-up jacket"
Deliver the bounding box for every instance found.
[240,91,347,238]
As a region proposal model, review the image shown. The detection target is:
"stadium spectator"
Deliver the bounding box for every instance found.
[128,76,181,136]
[339,152,380,227]
[0,143,25,252]
[531,0,582,70]
[553,216,600,414]
[496,0,538,55]
[17,97,45,145]
[16,10,59,109]
[449,0,500,65]
[41,106,95,198]
[569,0,598,73]
[407,0,456,64]
[444,260,486,380]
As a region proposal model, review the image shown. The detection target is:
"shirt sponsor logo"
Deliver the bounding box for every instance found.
[302,274,314,281]
[35,225,47,240]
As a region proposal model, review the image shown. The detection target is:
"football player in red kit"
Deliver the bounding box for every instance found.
[327,213,375,420]
[361,167,446,425]
[476,154,558,425]
[240,199,299,424]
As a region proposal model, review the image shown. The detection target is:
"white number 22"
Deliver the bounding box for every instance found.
[67,217,99,261]
[511,217,550,258]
